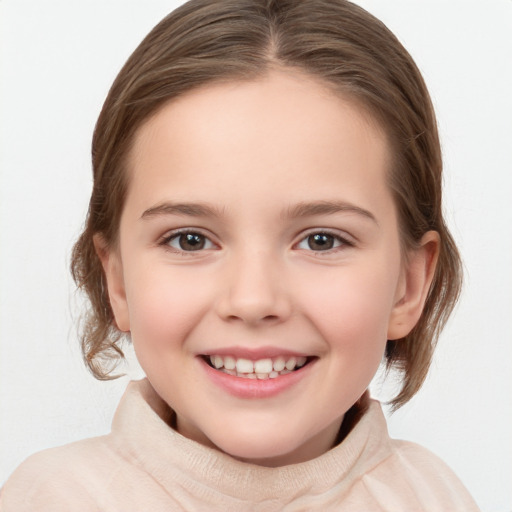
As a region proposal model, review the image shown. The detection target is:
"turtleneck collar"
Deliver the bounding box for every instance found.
[110,379,391,504]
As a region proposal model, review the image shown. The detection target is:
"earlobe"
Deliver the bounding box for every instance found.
[93,234,130,332]
[387,231,440,340]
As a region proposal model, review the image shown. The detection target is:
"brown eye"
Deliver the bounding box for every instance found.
[167,232,213,251]
[297,232,349,252]
[307,233,334,250]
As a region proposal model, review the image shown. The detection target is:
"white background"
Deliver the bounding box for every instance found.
[1,1,511,510]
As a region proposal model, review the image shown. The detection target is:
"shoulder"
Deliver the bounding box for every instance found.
[0,435,119,512]
[391,439,468,488]
[369,437,480,511]
[351,399,480,511]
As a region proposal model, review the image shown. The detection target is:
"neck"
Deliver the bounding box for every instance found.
[233,415,344,467]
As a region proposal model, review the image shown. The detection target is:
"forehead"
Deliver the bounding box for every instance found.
[125,70,392,215]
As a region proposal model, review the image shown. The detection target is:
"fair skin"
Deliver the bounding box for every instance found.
[97,69,438,467]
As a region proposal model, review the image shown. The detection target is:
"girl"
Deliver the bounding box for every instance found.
[0,0,483,510]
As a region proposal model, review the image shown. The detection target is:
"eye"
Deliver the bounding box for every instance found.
[165,231,215,252]
[296,232,350,252]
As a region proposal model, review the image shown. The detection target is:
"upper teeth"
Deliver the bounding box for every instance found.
[209,355,308,379]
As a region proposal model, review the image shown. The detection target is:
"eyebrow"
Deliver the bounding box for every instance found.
[140,199,377,224]
[140,202,225,220]
[285,200,378,225]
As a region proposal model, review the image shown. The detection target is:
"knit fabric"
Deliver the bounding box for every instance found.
[0,379,480,511]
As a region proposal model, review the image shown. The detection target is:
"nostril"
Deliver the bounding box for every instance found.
[215,288,292,324]
[224,313,281,324]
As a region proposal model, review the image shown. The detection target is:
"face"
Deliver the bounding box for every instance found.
[101,70,434,466]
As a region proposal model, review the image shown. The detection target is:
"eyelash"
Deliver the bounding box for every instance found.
[159,229,216,254]
[158,229,354,255]
[295,229,355,254]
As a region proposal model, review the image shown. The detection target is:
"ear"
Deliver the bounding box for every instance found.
[93,234,130,332]
[387,231,440,340]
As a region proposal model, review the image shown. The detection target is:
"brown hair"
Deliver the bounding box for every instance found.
[71,0,462,408]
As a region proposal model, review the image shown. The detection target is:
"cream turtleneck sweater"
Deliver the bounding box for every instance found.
[0,379,479,511]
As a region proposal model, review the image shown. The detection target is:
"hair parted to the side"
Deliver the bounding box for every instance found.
[71,0,462,409]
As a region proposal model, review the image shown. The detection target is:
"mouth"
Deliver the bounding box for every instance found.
[202,354,314,380]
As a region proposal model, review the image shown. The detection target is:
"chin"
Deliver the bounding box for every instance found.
[223,442,300,467]
[207,427,314,467]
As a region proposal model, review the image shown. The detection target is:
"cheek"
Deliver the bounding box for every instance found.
[297,261,399,353]
[123,266,209,352]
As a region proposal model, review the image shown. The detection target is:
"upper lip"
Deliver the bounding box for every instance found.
[198,346,312,360]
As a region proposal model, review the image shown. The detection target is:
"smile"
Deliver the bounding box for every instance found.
[199,351,316,399]
[204,355,311,380]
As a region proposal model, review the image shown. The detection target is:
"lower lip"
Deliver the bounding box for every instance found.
[199,358,315,399]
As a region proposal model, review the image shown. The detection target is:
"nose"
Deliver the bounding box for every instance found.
[215,250,292,326]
